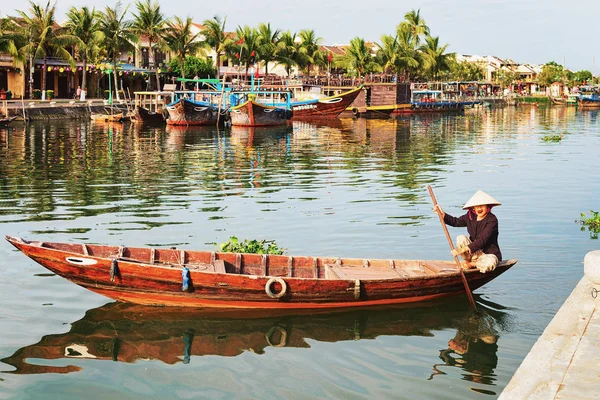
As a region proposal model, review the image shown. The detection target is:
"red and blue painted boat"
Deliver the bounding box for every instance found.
[229,99,291,127]
[165,98,220,126]
[290,86,363,119]
[6,235,516,310]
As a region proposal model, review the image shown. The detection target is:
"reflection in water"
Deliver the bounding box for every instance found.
[2,296,508,387]
[2,108,598,397]
[429,300,503,386]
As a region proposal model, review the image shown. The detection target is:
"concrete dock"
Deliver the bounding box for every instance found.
[2,98,131,120]
[499,251,600,399]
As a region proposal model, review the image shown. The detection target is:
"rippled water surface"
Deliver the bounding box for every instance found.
[1,107,599,399]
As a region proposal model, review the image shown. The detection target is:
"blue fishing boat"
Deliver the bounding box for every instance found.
[577,86,600,109]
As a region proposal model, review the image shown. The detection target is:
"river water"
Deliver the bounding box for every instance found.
[0,107,598,399]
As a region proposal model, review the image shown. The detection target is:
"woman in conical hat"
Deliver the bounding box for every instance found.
[433,190,501,273]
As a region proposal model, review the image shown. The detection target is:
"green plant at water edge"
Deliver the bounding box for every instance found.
[578,211,600,239]
[219,236,285,254]
[542,134,563,142]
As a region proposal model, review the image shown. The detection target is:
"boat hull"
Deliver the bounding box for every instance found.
[229,100,291,127]
[91,113,123,123]
[291,86,362,119]
[165,98,219,126]
[6,236,516,310]
[135,106,165,123]
[393,102,463,114]
[578,98,600,109]
[0,116,18,126]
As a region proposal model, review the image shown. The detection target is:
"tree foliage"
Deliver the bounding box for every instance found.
[201,15,230,79]
[167,55,216,79]
[448,57,485,81]
[536,62,564,87]
[494,69,520,87]
[162,16,205,80]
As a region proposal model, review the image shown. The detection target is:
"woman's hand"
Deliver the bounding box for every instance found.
[451,246,470,258]
[433,204,445,218]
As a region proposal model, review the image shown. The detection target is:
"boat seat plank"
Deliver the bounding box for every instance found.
[421,262,459,274]
[324,264,340,279]
[325,265,407,280]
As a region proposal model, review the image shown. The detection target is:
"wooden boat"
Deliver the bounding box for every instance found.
[290,86,362,119]
[0,116,18,126]
[549,96,566,106]
[133,91,171,123]
[5,235,517,309]
[135,106,165,123]
[91,113,124,123]
[165,98,219,126]
[578,97,600,109]
[229,99,291,127]
[575,86,600,109]
[1,297,504,374]
[392,90,464,115]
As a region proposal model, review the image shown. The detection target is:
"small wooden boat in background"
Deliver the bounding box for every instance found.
[5,236,517,310]
[578,97,600,109]
[165,98,219,126]
[229,99,291,127]
[91,113,124,123]
[290,86,362,119]
[0,116,18,127]
[576,86,600,109]
[134,91,171,123]
[135,106,165,123]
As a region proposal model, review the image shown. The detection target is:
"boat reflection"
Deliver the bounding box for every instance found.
[230,125,292,147]
[2,296,508,380]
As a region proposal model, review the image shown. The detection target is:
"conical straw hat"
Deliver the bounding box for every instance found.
[462,190,501,209]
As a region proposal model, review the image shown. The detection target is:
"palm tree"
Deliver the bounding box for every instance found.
[256,22,280,75]
[234,25,260,78]
[0,17,16,53]
[297,29,324,77]
[341,37,376,78]
[15,1,78,96]
[2,17,33,96]
[201,15,230,79]
[398,9,429,47]
[394,27,421,80]
[99,2,137,101]
[64,6,103,96]
[162,16,204,80]
[420,35,453,80]
[276,30,299,77]
[131,0,167,90]
[376,34,398,74]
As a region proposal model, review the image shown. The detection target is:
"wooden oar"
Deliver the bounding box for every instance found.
[427,185,477,311]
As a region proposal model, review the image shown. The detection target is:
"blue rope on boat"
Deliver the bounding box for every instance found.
[110,259,119,282]
[183,330,193,364]
[182,267,190,291]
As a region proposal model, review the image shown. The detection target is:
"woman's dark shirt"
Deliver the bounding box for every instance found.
[443,212,502,261]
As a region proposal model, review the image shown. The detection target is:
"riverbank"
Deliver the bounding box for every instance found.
[499,251,600,399]
[1,99,131,121]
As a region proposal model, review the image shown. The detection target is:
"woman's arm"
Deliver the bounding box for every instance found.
[443,212,468,228]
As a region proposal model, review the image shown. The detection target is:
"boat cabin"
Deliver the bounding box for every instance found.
[411,90,443,104]
[578,86,600,100]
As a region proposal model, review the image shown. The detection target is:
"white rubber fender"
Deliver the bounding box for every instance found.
[265,277,287,299]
